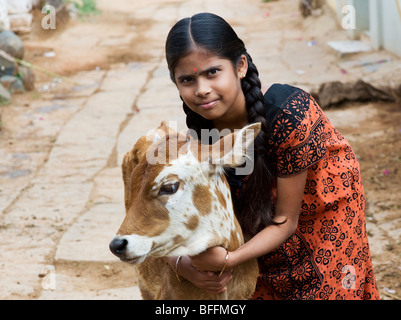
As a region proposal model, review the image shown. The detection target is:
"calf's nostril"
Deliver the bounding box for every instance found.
[109,238,128,256]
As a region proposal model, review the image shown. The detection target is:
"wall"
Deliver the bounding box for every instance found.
[380,0,401,57]
[331,0,401,57]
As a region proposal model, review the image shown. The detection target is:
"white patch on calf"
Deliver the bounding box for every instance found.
[149,160,235,257]
[113,234,153,263]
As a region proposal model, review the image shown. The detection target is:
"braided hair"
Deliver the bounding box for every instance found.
[165,13,278,237]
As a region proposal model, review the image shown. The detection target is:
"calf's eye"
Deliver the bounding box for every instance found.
[158,182,180,196]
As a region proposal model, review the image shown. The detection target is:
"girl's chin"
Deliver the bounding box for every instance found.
[188,106,222,121]
[198,110,222,121]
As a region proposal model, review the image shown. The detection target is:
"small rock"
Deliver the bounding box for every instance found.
[299,0,325,18]
[11,77,25,94]
[0,49,18,76]
[384,287,396,294]
[43,51,56,58]
[17,65,35,91]
[0,75,25,94]
[0,30,25,59]
[0,74,17,88]
[315,80,397,108]
[9,13,33,34]
[0,82,11,103]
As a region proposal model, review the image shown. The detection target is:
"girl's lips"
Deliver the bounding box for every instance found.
[198,100,218,110]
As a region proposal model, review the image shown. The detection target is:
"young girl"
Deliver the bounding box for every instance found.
[163,12,379,300]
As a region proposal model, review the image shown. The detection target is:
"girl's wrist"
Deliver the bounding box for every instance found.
[218,249,230,277]
[226,249,239,270]
[164,256,187,282]
[175,256,186,282]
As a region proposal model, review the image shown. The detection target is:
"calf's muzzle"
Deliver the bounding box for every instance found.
[109,237,128,257]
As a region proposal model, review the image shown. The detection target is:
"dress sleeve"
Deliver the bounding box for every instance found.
[269,89,327,177]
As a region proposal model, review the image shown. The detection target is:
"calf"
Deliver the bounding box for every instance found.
[109,122,260,299]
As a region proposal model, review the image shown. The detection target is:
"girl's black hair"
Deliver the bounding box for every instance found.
[165,12,278,237]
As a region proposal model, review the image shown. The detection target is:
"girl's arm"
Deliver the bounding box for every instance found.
[162,256,232,294]
[191,170,308,271]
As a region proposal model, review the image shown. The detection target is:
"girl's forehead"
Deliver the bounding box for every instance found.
[174,48,229,73]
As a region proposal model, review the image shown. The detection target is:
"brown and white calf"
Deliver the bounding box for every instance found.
[109,122,260,299]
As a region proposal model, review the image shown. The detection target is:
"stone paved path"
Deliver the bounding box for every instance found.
[1,0,400,300]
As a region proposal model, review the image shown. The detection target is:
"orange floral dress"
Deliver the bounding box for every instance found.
[229,84,379,300]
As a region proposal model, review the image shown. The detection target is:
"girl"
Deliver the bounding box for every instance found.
[163,12,379,300]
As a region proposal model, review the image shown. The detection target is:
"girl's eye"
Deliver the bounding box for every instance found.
[208,69,219,76]
[181,77,194,84]
[158,182,180,196]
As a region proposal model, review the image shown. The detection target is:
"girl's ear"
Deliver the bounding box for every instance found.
[237,54,248,78]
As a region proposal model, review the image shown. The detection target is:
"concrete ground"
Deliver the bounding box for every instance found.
[0,0,400,300]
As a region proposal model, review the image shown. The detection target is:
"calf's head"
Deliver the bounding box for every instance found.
[109,122,260,264]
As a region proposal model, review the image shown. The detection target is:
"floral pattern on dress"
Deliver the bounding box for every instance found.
[238,84,380,300]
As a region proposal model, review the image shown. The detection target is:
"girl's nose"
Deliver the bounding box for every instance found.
[195,79,211,97]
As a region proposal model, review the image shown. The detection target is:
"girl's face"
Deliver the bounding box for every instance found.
[174,48,248,130]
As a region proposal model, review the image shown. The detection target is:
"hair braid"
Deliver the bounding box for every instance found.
[236,52,277,236]
[241,53,269,158]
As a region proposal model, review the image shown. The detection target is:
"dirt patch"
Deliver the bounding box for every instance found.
[1,0,401,300]
[20,5,156,77]
[55,260,138,291]
[325,102,401,299]
[356,103,401,298]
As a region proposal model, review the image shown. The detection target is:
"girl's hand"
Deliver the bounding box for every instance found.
[178,256,232,294]
[190,246,229,272]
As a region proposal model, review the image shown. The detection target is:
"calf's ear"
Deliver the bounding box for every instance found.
[210,122,261,168]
